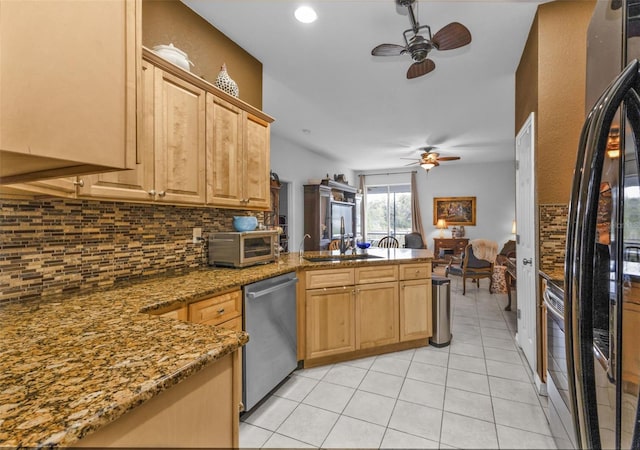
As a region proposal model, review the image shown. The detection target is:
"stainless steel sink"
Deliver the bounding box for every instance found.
[304,254,383,262]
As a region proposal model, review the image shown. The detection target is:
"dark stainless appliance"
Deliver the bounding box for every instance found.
[242,272,298,411]
[208,230,278,268]
[565,1,640,448]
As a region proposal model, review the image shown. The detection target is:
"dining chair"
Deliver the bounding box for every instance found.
[404,232,426,249]
[328,239,341,250]
[445,243,494,295]
[378,236,399,248]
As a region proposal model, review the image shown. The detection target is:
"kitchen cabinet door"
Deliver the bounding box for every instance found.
[76,60,155,201]
[243,113,271,209]
[356,281,399,349]
[0,0,138,184]
[399,279,432,342]
[206,95,271,210]
[306,286,356,359]
[206,94,244,207]
[154,68,206,204]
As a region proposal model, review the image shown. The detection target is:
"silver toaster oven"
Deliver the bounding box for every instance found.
[208,230,278,268]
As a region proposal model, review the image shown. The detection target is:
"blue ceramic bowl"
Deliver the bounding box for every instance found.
[357,242,371,249]
[233,216,258,232]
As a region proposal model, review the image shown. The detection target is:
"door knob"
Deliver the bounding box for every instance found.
[522,258,533,266]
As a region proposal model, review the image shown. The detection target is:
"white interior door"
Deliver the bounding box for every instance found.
[515,113,539,383]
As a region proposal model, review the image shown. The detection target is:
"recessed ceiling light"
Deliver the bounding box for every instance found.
[295,6,317,24]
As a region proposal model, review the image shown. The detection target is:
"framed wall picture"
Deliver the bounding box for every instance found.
[433,196,476,225]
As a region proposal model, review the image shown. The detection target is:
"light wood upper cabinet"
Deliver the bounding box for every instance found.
[206,95,244,207]
[154,69,206,204]
[77,60,155,201]
[206,95,271,210]
[0,0,139,184]
[243,113,271,209]
[79,61,206,203]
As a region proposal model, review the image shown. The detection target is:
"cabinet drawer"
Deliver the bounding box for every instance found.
[355,265,398,284]
[217,316,243,332]
[399,263,432,280]
[189,290,242,326]
[158,306,188,321]
[306,268,354,289]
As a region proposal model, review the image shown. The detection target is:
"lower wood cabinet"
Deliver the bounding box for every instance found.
[357,281,399,349]
[159,306,188,321]
[188,290,243,331]
[306,286,356,359]
[304,263,431,362]
[73,350,241,448]
[399,279,432,341]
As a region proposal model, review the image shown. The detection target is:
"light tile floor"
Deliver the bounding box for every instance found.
[240,274,556,449]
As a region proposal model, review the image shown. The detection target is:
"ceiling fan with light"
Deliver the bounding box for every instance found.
[403,146,461,171]
[371,0,472,79]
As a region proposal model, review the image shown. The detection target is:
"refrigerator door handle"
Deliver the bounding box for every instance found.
[566,59,640,450]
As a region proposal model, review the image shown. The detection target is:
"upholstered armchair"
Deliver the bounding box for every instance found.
[445,243,494,295]
[496,239,516,265]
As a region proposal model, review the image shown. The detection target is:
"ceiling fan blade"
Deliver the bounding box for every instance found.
[406,59,435,79]
[436,156,461,161]
[404,161,419,166]
[372,43,406,56]
[432,22,472,50]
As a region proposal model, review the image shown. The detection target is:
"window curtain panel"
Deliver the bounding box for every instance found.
[359,174,366,241]
[410,171,425,239]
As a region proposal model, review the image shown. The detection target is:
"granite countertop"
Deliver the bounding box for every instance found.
[0,248,432,448]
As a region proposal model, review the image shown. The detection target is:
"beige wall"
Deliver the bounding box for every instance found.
[515,14,538,138]
[516,1,595,205]
[142,0,263,109]
[537,1,594,205]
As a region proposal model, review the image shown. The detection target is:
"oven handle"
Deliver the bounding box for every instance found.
[543,296,564,324]
[246,278,298,299]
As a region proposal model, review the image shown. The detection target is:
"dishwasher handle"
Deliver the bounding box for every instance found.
[246,278,298,299]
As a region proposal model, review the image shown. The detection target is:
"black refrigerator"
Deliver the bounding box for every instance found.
[565,0,640,448]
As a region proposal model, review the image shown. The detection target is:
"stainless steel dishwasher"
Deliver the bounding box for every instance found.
[243,272,298,411]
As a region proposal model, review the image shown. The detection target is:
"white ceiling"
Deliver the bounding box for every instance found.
[183,0,543,171]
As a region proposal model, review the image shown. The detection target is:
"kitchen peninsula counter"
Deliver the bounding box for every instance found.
[0,247,431,448]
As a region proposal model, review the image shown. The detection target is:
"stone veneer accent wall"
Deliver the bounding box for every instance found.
[0,198,262,303]
[539,203,569,273]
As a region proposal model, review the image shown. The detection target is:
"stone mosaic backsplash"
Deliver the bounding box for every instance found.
[539,203,569,273]
[0,198,262,303]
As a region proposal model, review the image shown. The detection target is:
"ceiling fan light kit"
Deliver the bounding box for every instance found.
[403,146,461,171]
[371,0,472,79]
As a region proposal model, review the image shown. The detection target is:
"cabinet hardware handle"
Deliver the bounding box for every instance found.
[239,402,245,412]
[73,179,85,187]
[217,308,225,314]
[158,191,166,197]
[522,258,533,266]
[148,189,156,196]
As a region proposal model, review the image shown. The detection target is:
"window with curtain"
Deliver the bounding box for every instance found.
[365,184,412,247]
